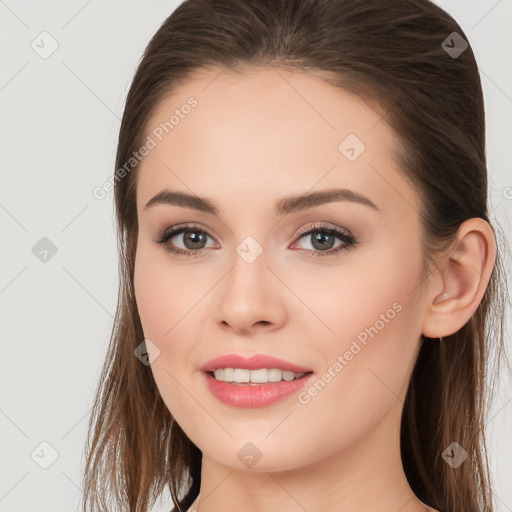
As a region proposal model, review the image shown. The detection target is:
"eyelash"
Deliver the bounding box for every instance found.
[153,222,357,259]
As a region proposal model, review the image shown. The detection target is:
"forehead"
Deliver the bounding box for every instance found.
[136,66,417,217]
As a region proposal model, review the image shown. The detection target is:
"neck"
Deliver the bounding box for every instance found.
[194,402,435,512]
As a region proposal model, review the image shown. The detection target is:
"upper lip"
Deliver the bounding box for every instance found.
[200,354,313,373]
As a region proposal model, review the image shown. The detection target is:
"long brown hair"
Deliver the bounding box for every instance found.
[81,1,510,511]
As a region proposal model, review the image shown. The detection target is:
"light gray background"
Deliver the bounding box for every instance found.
[0,1,511,511]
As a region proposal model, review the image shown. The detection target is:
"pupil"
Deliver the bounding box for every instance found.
[312,231,334,250]
[184,231,206,249]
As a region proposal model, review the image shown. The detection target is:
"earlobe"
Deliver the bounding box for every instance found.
[421,218,496,339]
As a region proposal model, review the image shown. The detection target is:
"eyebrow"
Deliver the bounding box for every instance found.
[143,187,379,215]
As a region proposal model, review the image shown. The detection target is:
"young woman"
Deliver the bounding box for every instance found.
[81,1,510,511]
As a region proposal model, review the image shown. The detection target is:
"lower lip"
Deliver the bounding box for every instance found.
[203,372,314,408]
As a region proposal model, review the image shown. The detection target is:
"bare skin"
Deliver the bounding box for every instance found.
[133,66,496,512]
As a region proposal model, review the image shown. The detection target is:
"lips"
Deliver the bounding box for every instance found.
[200,353,313,374]
[203,371,314,408]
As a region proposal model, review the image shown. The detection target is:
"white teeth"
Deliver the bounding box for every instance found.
[212,368,306,384]
[268,368,282,382]
[233,368,250,383]
[222,368,234,382]
[250,368,268,383]
[282,371,297,382]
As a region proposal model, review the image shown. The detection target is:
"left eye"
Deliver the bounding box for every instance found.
[291,224,357,257]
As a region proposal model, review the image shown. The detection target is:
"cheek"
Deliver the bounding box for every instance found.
[297,242,424,405]
[288,287,423,458]
[294,238,421,341]
[134,241,200,339]
[133,242,206,413]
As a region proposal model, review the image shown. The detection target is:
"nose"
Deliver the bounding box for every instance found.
[215,248,287,335]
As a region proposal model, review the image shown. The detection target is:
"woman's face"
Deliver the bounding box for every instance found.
[134,66,428,472]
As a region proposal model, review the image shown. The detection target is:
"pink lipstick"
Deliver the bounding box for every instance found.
[200,354,314,408]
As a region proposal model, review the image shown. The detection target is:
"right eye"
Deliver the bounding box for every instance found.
[153,223,217,257]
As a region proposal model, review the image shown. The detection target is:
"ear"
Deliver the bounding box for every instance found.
[421,218,497,339]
